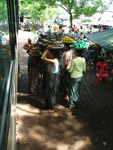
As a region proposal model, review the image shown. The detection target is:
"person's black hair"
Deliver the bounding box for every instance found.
[75,48,83,56]
[49,49,60,59]
[64,43,71,48]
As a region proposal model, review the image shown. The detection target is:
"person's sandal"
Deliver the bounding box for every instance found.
[49,109,55,113]
[43,109,55,113]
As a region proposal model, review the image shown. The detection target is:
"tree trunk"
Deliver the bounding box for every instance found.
[69,13,73,28]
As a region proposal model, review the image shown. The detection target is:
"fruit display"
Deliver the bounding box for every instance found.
[62,36,74,43]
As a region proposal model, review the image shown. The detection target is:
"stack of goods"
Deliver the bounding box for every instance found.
[48,39,64,49]
[39,39,48,47]
[70,39,87,49]
[62,36,74,43]
[22,43,42,56]
[77,39,87,48]
[27,47,42,56]
[22,43,32,50]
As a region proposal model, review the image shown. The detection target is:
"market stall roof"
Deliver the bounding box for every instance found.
[48,19,63,25]
[86,29,113,52]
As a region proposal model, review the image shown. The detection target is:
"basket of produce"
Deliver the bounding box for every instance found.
[51,46,64,50]
[62,36,74,44]
[48,39,64,49]
[27,48,42,56]
[70,39,87,49]
[38,39,48,47]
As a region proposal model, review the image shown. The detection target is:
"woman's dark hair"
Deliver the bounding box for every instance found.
[75,48,83,56]
[64,43,71,48]
[49,49,60,59]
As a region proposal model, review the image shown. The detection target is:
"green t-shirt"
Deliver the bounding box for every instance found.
[69,56,86,78]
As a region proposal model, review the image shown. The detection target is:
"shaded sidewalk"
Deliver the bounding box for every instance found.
[17,31,113,150]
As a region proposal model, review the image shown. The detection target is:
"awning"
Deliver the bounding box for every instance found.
[48,19,63,25]
[86,29,113,53]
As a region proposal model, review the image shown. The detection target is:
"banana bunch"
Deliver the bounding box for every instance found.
[62,36,74,43]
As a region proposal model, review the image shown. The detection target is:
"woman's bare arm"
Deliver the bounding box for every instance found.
[41,46,56,66]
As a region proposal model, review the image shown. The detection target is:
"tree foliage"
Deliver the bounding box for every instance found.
[52,0,107,27]
[0,0,8,23]
[19,0,110,27]
[19,0,58,24]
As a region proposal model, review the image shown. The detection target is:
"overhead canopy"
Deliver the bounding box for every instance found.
[48,19,63,25]
[86,29,113,53]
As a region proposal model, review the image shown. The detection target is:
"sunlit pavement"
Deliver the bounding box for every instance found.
[18,30,37,40]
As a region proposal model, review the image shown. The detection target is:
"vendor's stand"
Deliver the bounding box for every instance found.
[86,29,113,85]
[86,29,113,54]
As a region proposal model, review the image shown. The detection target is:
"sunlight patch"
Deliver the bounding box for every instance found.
[17,104,40,115]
